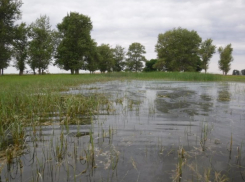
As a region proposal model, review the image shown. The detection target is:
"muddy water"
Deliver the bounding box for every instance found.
[1,80,245,182]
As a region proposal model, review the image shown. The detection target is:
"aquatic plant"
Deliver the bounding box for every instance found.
[0,74,245,181]
[200,122,213,151]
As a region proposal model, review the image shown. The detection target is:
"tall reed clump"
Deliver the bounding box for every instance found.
[0,74,114,151]
[200,123,209,151]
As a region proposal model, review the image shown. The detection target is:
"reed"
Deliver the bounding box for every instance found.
[173,147,186,182]
[229,133,232,160]
[200,122,212,151]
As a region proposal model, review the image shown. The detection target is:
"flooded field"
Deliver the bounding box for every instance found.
[1,80,245,182]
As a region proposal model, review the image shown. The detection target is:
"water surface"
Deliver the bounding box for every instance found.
[1,80,245,182]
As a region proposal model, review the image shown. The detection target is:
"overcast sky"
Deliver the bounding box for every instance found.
[6,0,245,74]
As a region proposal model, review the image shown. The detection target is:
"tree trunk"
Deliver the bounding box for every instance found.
[1,69,3,75]
[205,68,207,74]
[19,70,23,76]
[70,69,74,74]
[75,69,79,74]
[135,61,138,73]
[38,68,41,75]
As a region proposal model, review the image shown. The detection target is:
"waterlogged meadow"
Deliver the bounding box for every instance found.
[0,73,245,182]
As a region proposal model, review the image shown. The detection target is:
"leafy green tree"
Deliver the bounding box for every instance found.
[55,12,93,74]
[113,45,125,72]
[155,27,202,72]
[152,58,166,71]
[12,23,29,75]
[195,56,203,72]
[126,42,146,72]
[218,44,233,75]
[28,15,54,74]
[0,0,22,75]
[143,59,157,72]
[97,44,114,73]
[84,40,99,73]
[199,39,216,73]
[52,30,62,59]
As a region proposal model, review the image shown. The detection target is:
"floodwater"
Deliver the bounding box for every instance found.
[1,80,245,182]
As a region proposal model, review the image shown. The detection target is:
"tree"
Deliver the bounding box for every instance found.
[199,38,216,73]
[218,44,233,75]
[155,27,202,72]
[55,12,93,74]
[28,15,54,74]
[12,23,29,75]
[97,44,114,73]
[113,45,125,72]
[0,0,22,75]
[152,58,166,71]
[84,39,99,73]
[143,59,157,72]
[126,42,146,72]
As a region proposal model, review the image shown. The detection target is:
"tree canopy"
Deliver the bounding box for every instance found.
[143,59,157,72]
[55,12,93,74]
[113,45,125,72]
[28,15,54,74]
[155,27,202,72]
[84,39,99,73]
[97,44,114,73]
[12,22,29,75]
[199,38,216,73]
[0,0,22,75]
[218,44,233,75]
[126,42,146,72]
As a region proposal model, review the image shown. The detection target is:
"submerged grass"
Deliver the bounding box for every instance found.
[0,74,116,151]
[0,72,243,150]
[0,72,244,181]
[0,72,242,149]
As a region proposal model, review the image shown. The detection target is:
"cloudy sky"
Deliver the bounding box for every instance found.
[6,0,245,74]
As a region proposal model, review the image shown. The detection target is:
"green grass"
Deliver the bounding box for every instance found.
[106,72,224,81]
[221,75,245,82]
[0,74,115,92]
[106,72,245,82]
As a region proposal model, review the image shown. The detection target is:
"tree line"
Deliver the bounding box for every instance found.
[0,0,234,75]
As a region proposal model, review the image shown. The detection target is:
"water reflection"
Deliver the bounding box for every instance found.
[217,83,231,102]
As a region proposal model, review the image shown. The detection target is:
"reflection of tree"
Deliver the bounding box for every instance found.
[200,94,213,113]
[217,90,231,102]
